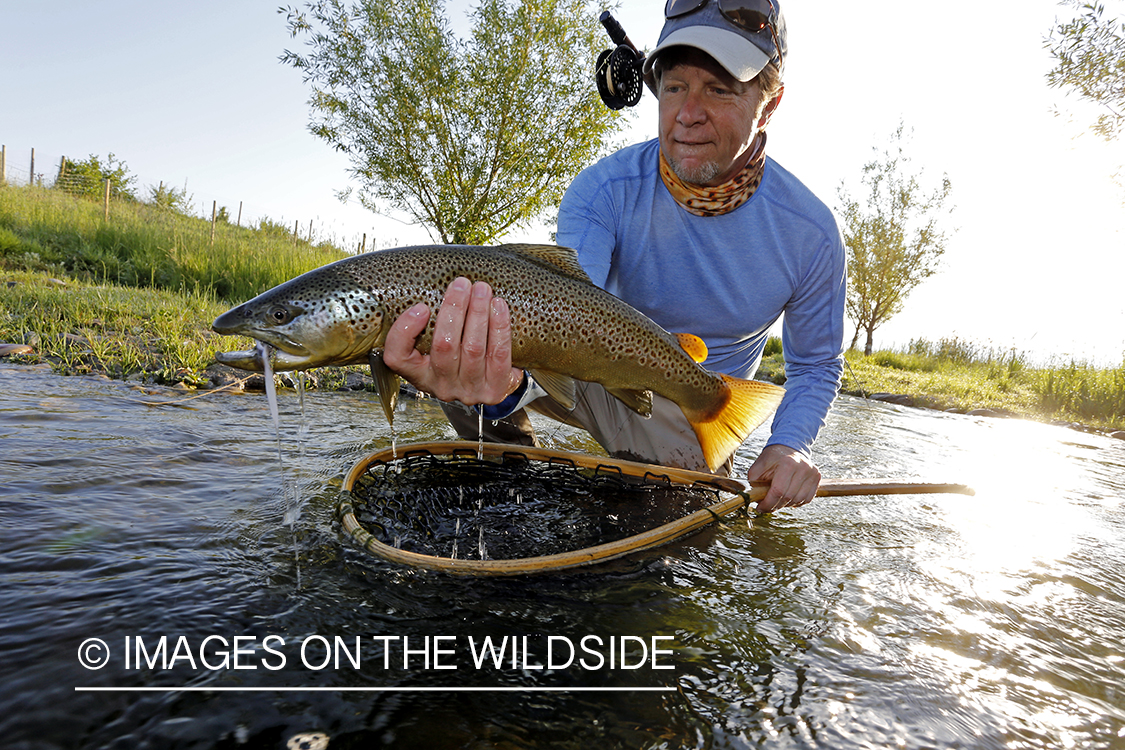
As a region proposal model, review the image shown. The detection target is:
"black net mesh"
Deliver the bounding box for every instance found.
[348,450,725,561]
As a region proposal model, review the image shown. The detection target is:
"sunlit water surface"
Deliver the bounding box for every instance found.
[2,364,1123,749]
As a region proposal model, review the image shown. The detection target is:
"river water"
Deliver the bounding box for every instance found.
[2,364,1123,749]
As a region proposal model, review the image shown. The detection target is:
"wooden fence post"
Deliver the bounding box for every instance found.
[30,148,35,187]
[236,201,243,227]
[56,156,67,187]
[1,145,6,186]
[103,179,111,221]
[293,219,299,246]
[308,219,314,243]
[210,201,217,245]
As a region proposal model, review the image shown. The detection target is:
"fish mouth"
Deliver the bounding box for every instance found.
[214,341,315,373]
[211,308,315,372]
[211,306,311,355]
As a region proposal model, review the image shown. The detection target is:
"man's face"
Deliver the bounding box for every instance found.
[658,51,765,187]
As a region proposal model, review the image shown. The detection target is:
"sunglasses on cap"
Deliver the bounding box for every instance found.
[664,0,783,72]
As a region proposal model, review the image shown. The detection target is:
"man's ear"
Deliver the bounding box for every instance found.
[758,85,784,129]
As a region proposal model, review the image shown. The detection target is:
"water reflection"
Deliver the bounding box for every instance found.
[1,370,1123,749]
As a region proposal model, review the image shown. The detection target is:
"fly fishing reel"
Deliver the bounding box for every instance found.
[596,11,645,110]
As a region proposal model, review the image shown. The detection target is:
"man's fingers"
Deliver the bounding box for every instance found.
[430,277,472,379]
[457,281,495,385]
[757,484,792,514]
[381,277,520,405]
[382,302,431,375]
[747,445,821,513]
[760,476,812,512]
[486,297,522,399]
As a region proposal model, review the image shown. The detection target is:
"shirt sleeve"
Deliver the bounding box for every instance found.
[556,165,617,289]
[765,229,847,456]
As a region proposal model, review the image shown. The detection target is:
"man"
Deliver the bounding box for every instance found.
[383,0,845,513]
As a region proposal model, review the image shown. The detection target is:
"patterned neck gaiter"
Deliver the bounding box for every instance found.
[658,132,767,217]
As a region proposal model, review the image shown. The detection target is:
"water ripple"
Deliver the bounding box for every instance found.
[1,370,1123,748]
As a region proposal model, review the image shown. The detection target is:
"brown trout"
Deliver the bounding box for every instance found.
[212,243,783,471]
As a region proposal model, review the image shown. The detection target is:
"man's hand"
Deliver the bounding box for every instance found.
[746,443,821,513]
[382,277,524,405]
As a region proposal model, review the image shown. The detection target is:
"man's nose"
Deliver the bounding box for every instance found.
[676,88,707,127]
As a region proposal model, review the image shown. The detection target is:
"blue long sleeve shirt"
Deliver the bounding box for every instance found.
[556,139,846,456]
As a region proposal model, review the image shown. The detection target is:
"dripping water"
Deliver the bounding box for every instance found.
[284,371,308,528]
[476,489,485,559]
[477,408,484,460]
[389,394,398,464]
[258,341,302,589]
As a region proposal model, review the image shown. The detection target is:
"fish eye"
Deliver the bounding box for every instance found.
[267,305,293,325]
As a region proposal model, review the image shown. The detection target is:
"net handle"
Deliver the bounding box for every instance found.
[337,441,974,577]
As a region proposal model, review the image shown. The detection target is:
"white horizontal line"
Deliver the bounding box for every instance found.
[75,686,676,693]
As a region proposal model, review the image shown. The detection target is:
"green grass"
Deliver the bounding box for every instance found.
[0,270,238,382]
[0,184,347,302]
[760,335,1124,432]
[0,183,354,385]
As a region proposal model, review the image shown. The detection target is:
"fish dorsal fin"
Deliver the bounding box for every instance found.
[496,244,593,284]
[675,333,709,363]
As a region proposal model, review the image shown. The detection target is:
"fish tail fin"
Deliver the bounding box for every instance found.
[688,375,786,472]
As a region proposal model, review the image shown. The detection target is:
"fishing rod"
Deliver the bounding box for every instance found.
[595,10,646,110]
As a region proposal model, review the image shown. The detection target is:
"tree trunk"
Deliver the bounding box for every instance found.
[864,326,875,356]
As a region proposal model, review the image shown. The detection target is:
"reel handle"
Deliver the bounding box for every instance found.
[599,10,638,53]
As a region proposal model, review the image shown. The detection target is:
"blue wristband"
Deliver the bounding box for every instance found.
[476,372,547,420]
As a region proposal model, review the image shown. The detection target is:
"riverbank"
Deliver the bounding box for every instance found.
[758,343,1125,439]
[1,269,1122,440]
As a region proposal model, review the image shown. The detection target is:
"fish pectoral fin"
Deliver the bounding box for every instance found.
[606,387,653,418]
[674,333,709,363]
[529,369,577,410]
[688,376,786,472]
[369,350,400,426]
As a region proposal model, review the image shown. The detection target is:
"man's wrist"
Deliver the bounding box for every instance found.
[477,371,546,420]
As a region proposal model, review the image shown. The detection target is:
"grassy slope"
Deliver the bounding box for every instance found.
[0,184,348,302]
[0,184,351,386]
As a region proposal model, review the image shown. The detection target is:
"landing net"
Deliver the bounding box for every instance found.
[336,441,749,576]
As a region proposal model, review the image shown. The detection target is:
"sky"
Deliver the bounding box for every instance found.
[3,0,1124,365]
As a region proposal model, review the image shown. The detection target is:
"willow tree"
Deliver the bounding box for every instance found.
[837,124,954,356]
[281,0,625,244]
[1046,0,1125,141]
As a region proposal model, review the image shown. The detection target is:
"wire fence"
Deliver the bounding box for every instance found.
[0,145,380,253]
[0,145,37,188]
[0,146,94,192]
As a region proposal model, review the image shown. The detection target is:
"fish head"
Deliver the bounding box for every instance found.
[212,262,390,372]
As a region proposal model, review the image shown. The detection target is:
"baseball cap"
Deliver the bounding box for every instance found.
[642,0,787,86]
